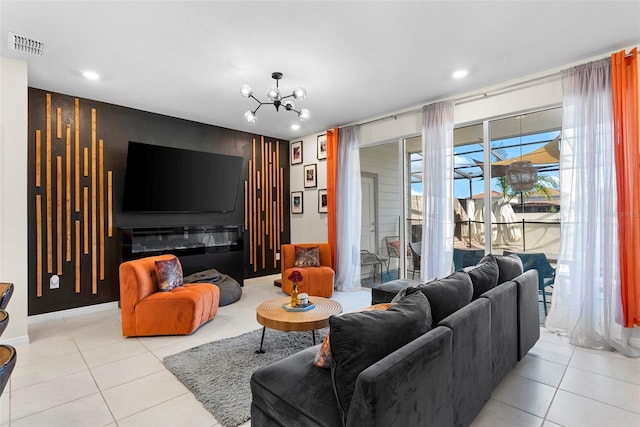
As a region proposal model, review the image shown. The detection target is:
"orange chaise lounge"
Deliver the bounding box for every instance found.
[280,243,335,297]
[119,254,220,336]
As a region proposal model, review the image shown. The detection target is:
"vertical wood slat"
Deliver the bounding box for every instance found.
[107,171,113,237]
[35,130,41,187]
[261,220,266,269]
[273,201,277,268]
[56,156,62,275]
[46,93,53,273]
[91,110,97,294]
[280,168,284,231]
[266,141,271,240]
[248,160,253,266]
[56,107,62,139]
[99,139,105,280]
[66,125,71,261]
[252,140,257,272]
[83,187,89,254]
[36,195,43,297]
[83,147,89,177]
[261,137,265,212]
[75,220,81,293]
[75,99,80,212]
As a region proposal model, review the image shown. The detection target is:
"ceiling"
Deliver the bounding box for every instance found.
[2,1,639,141]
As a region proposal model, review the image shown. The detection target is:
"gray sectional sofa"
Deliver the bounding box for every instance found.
[250,254,540,427]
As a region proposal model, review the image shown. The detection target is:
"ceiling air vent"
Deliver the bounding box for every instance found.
[8,32,45,56]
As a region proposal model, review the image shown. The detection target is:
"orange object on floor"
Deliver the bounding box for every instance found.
[119,254,220,336]
[281,243,335,297]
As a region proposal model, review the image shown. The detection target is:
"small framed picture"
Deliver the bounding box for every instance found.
[290,140,303,165]
[318,189,328,213]
[303,164,317,188]
[317,134,327,160]
[291,191,303,214]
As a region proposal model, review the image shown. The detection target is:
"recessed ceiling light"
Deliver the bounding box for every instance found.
[291,124,301,130]
[452,69,468,79]
[83,71,100,80]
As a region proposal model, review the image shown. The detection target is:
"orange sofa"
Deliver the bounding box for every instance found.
[119,254,220,336]
[281,243,334,297]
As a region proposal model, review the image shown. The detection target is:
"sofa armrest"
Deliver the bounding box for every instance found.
[514,269,540,359]
[480,281,518,387]
[438,298,492,427]
[347,327,453,427]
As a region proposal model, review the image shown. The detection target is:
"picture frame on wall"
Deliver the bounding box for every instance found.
[317,134,327,160]
[290,140,303,165]
[318,189,328,213]
[303,164,317,188]
[291,191,303,214]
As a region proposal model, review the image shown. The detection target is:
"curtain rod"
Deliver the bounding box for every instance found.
[354,71,561,128]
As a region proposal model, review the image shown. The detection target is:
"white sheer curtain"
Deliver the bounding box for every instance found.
[545,58,640,357]
[335,125,362,291]
[421,101,455,279]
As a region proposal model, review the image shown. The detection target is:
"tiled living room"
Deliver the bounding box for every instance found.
[1,2,640,427]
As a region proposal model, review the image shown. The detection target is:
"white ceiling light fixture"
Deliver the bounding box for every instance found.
[452,69,468,79]
[83,71,100,80]
[240,72,310,123]
[290,124,301,130]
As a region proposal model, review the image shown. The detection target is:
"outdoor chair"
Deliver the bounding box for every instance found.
[453,247,485,271]
[503,251,555,315]
[383,235,401,272]
[409,242,421,279]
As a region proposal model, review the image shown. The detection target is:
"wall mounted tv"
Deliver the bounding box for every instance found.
[122,141,244,213]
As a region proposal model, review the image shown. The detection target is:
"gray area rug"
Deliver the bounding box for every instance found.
[163,327,327,427]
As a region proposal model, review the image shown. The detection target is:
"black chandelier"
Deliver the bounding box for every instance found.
[240,72,310,123]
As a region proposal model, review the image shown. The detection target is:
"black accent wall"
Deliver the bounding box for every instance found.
[27,88,289,315]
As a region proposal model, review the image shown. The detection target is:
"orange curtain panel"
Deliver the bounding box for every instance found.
[612,47,639,328]
[326,128,339,269]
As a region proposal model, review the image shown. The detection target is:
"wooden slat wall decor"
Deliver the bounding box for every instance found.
[244,137,285,274]
[46,94,52,273]
[36,195,42,297]
[74,98,80,212]
[35,130,41,187]
[66,125,71,261]
[56,156,62,275]
[32,93,114,299]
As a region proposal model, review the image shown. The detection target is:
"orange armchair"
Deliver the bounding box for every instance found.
[119,254,220,336]
[281,243,334,297]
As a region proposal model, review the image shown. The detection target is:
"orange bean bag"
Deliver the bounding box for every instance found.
[119,254,219,336]
[281,243,335,297]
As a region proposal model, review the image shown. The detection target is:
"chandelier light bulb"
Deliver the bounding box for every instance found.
[298,109,310,121]
[266,86,280,100]
[293,87,307,99]
[283,100,295,111]
[240,85,253,98]
[244,110,256,123]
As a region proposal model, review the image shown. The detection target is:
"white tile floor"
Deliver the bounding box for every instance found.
[4,278,640,427]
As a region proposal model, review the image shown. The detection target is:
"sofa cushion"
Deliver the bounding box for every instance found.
[405,271,473,324]
[294,246,321,267]
[371,278,421,304]
[154,257,183,292]
[464,260,499,299]
[480,253,523,285]
[314,303,394,369]
[329,292,432,425]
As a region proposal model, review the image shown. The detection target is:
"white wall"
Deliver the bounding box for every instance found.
[289,133,328,244]
[0,57,29,343]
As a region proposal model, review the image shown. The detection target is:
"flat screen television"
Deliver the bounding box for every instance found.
[122,141,244,213]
